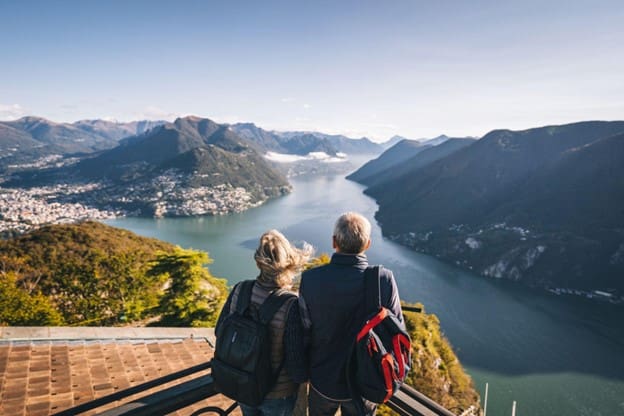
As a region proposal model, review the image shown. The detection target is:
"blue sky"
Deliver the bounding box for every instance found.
[1,0,623,141]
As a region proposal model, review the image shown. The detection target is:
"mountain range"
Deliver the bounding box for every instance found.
[72,119,165,142]
[3,116,290,217]
[350,121,624,294]
[3,114,623,294]
[0,117,165,166]
[0,116,386,174]
[1,114,394,218]
[347,135,474,186]
[230,122,383,155]
[362,138,477,190]
[77,116,288,196]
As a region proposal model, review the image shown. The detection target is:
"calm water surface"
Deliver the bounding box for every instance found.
[108,174,624,416]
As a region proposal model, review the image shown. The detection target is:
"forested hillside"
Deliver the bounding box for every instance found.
[360,121,624,294]
[0,221,227,326]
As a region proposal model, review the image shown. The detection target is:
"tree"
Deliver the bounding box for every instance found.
[148,247,228,327]
[0,272,63,326]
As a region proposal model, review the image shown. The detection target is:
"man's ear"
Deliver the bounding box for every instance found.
[332,235,338,250]
[364,239,371,250]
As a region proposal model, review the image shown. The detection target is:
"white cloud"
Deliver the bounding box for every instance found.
[265,151,348,164]
[0,103,26,120]
[303,103,311,109]
[265,152,307,163]
[280,97,295,103]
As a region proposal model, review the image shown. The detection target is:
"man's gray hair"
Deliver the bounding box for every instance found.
[333,212,371,254]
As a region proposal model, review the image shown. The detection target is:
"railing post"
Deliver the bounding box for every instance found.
[483,382,488,416]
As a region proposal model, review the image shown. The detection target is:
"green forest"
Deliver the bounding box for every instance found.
[0,221,227,327]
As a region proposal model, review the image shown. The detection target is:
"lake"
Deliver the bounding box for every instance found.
[108,173,624,416]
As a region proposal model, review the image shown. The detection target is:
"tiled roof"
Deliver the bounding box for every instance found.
[0,327,241,416]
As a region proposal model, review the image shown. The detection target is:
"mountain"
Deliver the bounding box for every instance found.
[321,134,382,154]
[362,138,476,189]
[366,121,624,293]
[162,145,287,191]
[230,123,383,155]
[0,117,165,170]
[279,133,339,155]
[229,122,284,152]
[77,116,259,177]
[380,135,407,149]
[348,135,456,185]
[72,119,165,141]
[0,117,106,170]
[4,116,114,152]
[0,122,43,154]
[380,134,450,150]
[347,139,432,184]
[419,134,451,147]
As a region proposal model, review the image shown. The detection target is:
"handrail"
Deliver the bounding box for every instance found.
[388,384,458,416]
[54,360,460,416]
[95,374,223,416]
[51,361,212,416]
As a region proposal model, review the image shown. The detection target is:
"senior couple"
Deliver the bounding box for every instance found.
[215,212,404,416]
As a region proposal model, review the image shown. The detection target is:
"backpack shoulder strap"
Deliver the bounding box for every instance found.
[364,265,381,313]
[234,280,255,315]
[258,289,297,325]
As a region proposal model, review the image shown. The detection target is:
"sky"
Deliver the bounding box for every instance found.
[1,0,623,141]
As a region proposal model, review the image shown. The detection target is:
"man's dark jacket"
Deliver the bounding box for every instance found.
[299,253,403,400]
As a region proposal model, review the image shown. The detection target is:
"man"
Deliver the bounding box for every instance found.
[299,212,404,416]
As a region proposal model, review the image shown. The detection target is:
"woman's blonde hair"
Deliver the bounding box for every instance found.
[254,229,313,287]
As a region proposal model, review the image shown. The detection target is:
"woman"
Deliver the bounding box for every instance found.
[215,229,312,416]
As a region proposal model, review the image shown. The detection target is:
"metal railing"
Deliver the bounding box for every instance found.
[387,384,458,416]
[53,360,462,416]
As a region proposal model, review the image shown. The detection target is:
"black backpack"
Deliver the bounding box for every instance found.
[347,266,412,405]
[212,280,296,406]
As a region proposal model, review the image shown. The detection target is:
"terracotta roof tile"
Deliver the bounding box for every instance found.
[0,331,241,416]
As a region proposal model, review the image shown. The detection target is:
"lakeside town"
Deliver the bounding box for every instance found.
[0,185,119,235]
[0,169,267,235]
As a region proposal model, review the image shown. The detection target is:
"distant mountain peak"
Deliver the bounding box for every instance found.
[175,115,212,123]
[12,116,59,127]
[418,134,449,147]
[15,115,54,122]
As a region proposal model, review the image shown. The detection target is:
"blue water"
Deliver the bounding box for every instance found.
[108,174,624,416]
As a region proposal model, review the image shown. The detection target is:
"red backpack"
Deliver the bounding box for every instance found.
[346,266,412,405]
